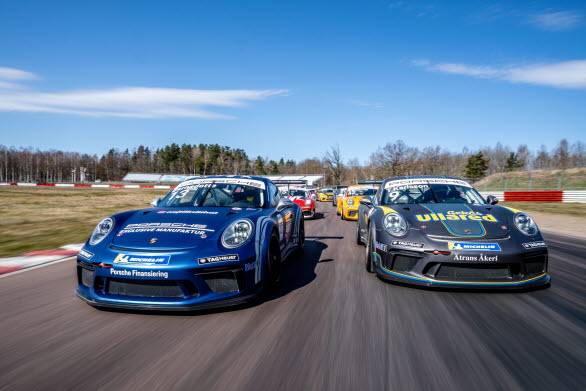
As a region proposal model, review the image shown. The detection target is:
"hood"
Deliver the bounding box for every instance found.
[404,203,510,239]
[111,207,262,250]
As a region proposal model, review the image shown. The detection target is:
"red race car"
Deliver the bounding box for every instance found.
[285,188,316,219]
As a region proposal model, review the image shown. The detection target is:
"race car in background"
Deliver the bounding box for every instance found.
[76,175,305,311]
[337,184,378,220]
[318,188,335,202]
[284,188,317,219]
[356,175,550,289]
[332,186,348,206]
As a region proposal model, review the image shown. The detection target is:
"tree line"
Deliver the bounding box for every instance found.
[0,139,584,184]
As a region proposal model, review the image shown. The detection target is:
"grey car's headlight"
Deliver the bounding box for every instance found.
[346,198,354,206]
[514,213,539,236]
[222,219,254,248]
[89,217,114,245]
[383,213,408,237]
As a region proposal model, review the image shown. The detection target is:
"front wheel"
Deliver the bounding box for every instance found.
[365,227,375,273]
[356,222,364,245]
[266,236,281,288]
[295,218,305,254]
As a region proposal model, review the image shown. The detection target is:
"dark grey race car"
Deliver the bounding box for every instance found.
[356,176,550,289]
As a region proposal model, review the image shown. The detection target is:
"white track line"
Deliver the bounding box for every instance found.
[0,256,76,279]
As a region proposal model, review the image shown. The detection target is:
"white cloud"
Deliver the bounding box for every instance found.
[530,11,582,31]
[351,99,384,109]
[414,59,586,89]
[0,67,287,119]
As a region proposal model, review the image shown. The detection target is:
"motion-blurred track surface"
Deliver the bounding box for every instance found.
[1,203,584,391]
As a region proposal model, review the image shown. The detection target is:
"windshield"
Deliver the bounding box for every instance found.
[288,189,308,198]
[382,183,485,205]
[321,189,333,193]
[347,188,377,197]
[160,180,266,208]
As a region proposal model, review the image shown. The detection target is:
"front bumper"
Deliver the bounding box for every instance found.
[76,254,262,310]
[372,247,550,289]
[302,207,315,219]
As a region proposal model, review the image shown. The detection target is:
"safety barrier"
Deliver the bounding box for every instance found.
[0,182,175,189]
[480,190,586,203]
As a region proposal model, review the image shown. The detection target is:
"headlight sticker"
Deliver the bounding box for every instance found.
[449,242,501,251]
[198,254,239,265]
[78,249,94,260]
[391,240,424,249]
[522,241,547,249]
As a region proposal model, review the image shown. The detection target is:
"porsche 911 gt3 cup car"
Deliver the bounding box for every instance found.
[332,186,347,206]
[356,176,550,289]
[285,189,317,219]
[318,189,334,202]
[337,185,377,220]
[76,176,305,311]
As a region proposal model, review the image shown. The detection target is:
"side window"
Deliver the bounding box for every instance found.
[269,183,280,207]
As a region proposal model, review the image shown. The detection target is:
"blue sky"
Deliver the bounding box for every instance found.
[0,0,584,163]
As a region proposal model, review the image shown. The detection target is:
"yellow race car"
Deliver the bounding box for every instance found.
[337,185,378,220]
[318,188,335,202]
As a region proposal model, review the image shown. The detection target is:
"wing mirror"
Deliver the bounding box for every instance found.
[360,196,373,207]
[150,197,161,207]
[486,195,499,205]
[277,198,294,212]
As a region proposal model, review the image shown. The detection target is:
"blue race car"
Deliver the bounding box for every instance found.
[76,176,305,311]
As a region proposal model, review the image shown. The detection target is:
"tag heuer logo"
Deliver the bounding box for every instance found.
[150,238,158,244]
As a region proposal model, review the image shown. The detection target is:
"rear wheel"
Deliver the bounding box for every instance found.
[365,227,375,273]
[296,218,305,254]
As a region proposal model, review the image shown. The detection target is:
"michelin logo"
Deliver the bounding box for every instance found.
[113,254,171,265]
[449,242,501,251]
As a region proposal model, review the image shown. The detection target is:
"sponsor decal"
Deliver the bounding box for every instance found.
[453,254,499,262]
[200,234,207,239]
[384,178,470,189]
[449,242,501,251]
[174,177,266,190]
[375,241,387,251]
[157,210,219,215]
[244,262,256,271]
[415,211,498,222]
[522,241,547,249]
[232,207,242,210]
[149,238,158,244]
[113,254,171,265]
[109,268,169,279]
[78,248,94,260]
[198,254,239,265]
[391,240,424,249]
[117,222,213,236]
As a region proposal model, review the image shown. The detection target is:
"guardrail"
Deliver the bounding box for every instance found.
[480,191,586,203]
[0,182,176,189]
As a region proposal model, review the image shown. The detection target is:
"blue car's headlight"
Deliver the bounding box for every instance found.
[514,213,539,236]
[383,213,408,237]
[89,217,114,245]
[222,219,254,248]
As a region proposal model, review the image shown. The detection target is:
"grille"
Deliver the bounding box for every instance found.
[107,278,184,298]
[202,272,240,294]
[392,255,418,272]
[81,268,94,287]
[436,264,511,280]
[526,260,546,275]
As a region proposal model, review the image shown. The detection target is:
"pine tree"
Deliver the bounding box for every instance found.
[464,152,489,179]
[504,152,523,172]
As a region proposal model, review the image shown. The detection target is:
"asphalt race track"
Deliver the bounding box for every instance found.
[1,203,585,391]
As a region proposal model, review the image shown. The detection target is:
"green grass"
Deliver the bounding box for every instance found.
[501,202,586,217]
[0,188,169,257]
[474,168,586,191]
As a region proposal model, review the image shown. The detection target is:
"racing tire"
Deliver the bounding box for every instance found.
[356,222,364,245]
[365,227,375,273]
[341,208,346,220]
[266,235,281,289]
[295,218,305,255]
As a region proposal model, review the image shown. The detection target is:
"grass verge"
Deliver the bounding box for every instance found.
[500,202,586,217]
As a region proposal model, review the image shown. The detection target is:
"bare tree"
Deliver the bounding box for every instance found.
[323,145,345,185]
